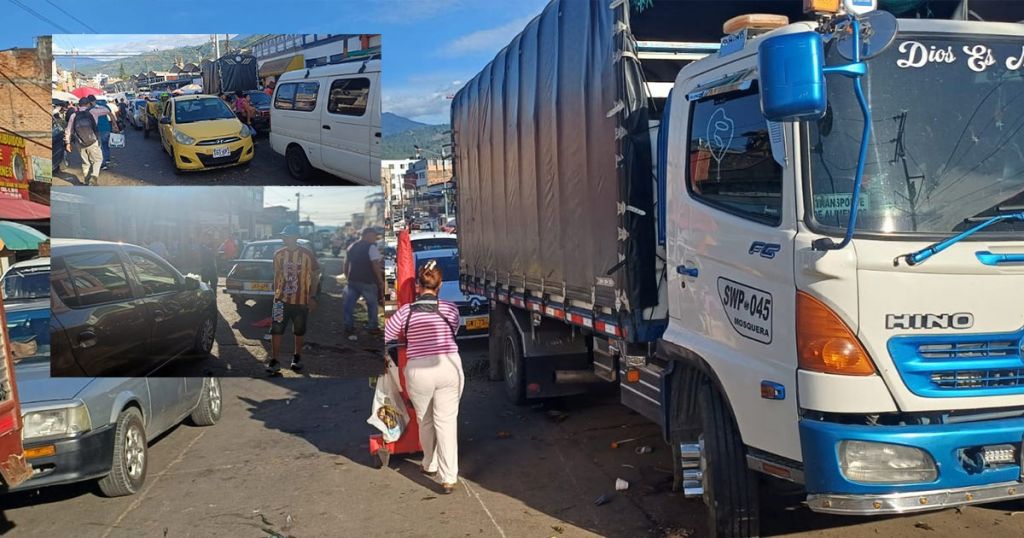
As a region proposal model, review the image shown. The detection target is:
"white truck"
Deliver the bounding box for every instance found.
[452,1,1024,536]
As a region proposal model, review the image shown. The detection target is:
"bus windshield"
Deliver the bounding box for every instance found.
[807,34,1024,236]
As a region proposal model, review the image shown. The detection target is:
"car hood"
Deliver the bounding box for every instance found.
[174,118,243,139]
[14,357,94,404]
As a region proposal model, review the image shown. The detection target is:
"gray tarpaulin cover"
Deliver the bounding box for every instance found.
[452,0,657,311]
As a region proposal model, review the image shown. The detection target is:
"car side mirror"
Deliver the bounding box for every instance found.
[757,32,828,122]
[160,117,171,125]
[184,276,201,290]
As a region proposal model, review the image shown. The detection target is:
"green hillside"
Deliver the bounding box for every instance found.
[70,34,268,77]
[381,123,450,160]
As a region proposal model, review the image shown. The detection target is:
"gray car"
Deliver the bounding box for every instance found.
[5,303,221,496]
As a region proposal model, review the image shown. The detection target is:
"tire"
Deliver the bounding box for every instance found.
[191,311,217,357]
[487,307,505,382]
[499,316,526,404]
[697,381,760,538]
[190,378,222,426]
[286,145,312,181]
[98,407,147,497]
[233,296,247,311]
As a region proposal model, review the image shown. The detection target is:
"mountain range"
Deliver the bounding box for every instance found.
[381,113,450,160]
[58,34,267,77]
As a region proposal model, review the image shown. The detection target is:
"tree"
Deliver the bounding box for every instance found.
[118,62,127,82]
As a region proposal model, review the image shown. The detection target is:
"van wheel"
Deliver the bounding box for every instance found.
[286,145,312,181]
[698,381,760,538]
[499,317,526,404]
[98,408,147,497]
[190,378,222,426]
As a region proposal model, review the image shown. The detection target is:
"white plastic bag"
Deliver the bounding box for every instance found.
[367,358,408,442]
[109,132,126,148]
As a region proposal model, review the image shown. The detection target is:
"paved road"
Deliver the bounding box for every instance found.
[53,126,357,186]
[155,254,384,378]
[2,342,1020,537]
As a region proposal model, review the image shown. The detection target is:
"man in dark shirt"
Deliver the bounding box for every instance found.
[343,228,385,338]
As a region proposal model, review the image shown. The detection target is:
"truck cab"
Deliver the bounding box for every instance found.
[660,8,1024,530]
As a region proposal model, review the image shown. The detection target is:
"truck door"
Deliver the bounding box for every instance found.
[668,75,801,462]
[320,75,374,184]
[0,301,31,488]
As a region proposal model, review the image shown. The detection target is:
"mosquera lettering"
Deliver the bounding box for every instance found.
[0,134,26,148]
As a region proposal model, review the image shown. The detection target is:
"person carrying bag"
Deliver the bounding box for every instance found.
[383,260,464,494]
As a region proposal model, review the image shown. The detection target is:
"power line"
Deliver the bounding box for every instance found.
[44,0,97,32]
[7,0,73,33]
[0,66,52,117]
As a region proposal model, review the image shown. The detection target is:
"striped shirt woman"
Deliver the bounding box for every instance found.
[384,299,460,359]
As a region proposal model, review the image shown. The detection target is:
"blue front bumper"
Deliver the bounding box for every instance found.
[800,416,1024,514]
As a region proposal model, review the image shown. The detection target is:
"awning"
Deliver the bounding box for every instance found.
[0,198,50,220]
[259,54,305,79]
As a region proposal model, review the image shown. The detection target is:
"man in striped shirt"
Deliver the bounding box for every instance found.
[268,225,320,374]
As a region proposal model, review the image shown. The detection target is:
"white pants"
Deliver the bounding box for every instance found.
[405,352,464,485]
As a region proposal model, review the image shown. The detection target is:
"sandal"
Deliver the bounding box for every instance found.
[420,466,437,478]
[441,483,456,494]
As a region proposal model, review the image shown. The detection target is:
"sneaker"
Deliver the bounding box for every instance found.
[266,359,281,375]
[290,357,303,371]
[101,164,110,170]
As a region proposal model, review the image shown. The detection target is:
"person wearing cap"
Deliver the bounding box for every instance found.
[64,95,117,185]
[343,227,385,338]
[268,224,320,374]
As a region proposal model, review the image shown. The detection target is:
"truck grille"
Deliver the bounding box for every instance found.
[888,329,1024,398]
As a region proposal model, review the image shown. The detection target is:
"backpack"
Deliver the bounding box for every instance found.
[72,109,98,147]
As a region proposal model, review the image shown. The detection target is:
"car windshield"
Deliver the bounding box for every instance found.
[248,92,271,106]
[3,266,50,301]
[416,252,460,282]
[174,98,237,123]
[241,241,311,260]
[8,307,50,362]
[807,34,1024,235]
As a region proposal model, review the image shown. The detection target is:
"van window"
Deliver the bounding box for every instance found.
[328,78,371,117]
[686,85,782,226]
[54,251,134,307]
[274,81,319,112]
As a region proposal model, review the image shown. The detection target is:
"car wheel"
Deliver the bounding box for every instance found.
[499,317,526,404]
[233,296,247,311]
[286,145,312,181]
[697,380,760,538]
[98,407,147,497]
[190,378,222,426]
[191,312,217,357]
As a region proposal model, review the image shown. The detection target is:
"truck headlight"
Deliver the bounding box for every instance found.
[23,403,92,441]
[173,129,195,145]
[839,440,937,484]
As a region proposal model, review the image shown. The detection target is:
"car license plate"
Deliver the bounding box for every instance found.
[245,282,270,291]
[466,317,489,330]
[213,146,230,158]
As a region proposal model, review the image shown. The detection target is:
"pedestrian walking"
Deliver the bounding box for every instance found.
[383,260,464,494]
[264,79,275,97]
[199,233,219,290]
[63,96,107,185]
[267,225,320,374]
[93,97,120,170]
[343,228,385,338]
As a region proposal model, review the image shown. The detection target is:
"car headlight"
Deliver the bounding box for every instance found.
[239,126,252,138]
[173,129,195,145]
[23,402,92,441]
[839,440,937,484]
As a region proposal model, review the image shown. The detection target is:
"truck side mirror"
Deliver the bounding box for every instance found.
[757,32,827,122]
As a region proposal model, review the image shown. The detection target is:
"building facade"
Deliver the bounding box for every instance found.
[253,34,382,82]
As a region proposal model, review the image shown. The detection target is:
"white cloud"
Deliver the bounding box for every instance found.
[53,34,233,56]
[439,15,533,57]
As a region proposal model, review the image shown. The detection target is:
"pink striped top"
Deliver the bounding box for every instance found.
[384,299,461,359]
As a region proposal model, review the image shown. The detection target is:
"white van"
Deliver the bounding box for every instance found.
[269,59,381,185]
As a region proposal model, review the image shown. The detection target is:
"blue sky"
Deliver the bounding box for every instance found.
[5,0,551,124]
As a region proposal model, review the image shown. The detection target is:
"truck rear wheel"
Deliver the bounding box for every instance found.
[698,380,760,538]
[499,317,526,404]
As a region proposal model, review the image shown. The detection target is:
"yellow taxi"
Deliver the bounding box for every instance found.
[156,94,254,173]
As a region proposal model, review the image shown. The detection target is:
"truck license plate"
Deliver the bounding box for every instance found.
[466,317,489,330]
[213,146,230,158]
[245,282,270,291]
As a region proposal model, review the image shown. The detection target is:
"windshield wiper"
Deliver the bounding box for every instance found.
[897,205,1024,267]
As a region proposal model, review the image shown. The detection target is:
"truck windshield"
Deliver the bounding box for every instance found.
[807,34,1024,236]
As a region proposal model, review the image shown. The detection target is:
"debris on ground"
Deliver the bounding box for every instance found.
[497,431,512,439]
[635,445,653,455]
[914,521,935,531]
[546,410,569,423]
[615,478,630,491]
[594,493,613,506]
[551,525,565,534]
[610,437,636,449]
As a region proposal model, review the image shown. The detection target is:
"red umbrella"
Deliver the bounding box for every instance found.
[70,87,103,98]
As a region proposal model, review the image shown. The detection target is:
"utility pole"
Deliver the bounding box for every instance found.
[213,34,220,59]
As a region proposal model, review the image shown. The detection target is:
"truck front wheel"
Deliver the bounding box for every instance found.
[698,380,760,538]
[499,317,526,404]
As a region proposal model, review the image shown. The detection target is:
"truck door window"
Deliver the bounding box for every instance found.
[129,253,180,296]
[687,85,783,226]
[54,251,134,307]
[327,78,371,116]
